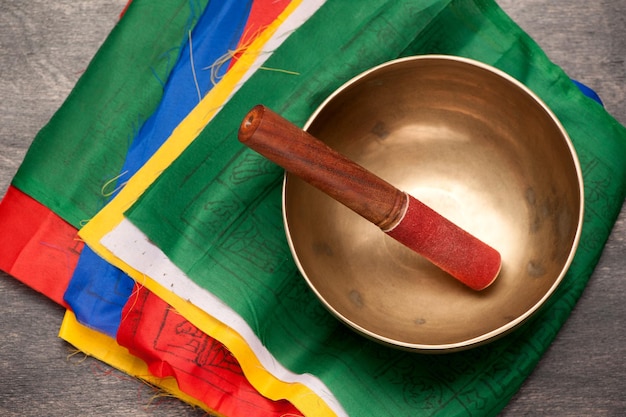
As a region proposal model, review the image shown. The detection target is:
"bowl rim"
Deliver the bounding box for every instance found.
[282,54,585,352]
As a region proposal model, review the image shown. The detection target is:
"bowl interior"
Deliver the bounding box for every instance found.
[283,56,583,351]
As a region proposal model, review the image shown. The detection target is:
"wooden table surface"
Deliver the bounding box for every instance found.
[1,1,625,415]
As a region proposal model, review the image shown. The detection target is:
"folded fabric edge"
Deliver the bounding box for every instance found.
[90,229,342,417]
[0,186,81,307]
[58,309,217,414]
[78,0,315,242]
[118,284,305,417]
[0,187,303,416]
[1,2,332,414]
[77,3,343,415]
[9,0,212,230]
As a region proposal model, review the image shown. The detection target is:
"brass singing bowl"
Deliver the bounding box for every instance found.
[283,55,583,352]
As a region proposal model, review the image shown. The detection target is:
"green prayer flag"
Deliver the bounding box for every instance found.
[11,0,210,227]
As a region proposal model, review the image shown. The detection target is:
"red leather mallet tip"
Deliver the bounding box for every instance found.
[385,194,501,290]
[238,105,502,290]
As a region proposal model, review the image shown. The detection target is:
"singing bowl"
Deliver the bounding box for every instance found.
[283,55,583,352]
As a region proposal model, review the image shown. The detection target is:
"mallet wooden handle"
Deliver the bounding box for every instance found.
[238,104,502,291]
[238,104,407,231]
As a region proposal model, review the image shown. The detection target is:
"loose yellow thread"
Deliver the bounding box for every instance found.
[165,305,184,317]
[189,30,202,102]
[101,171,128,197]
[202,24,266,84]
[205,49,234,86]
[205,48,300,84]
[258,66,300,75]
[66,348,89,363]
[147,390,178,404]
[203,24,299,86]
[120,280,144,324]
[142,385,211,416]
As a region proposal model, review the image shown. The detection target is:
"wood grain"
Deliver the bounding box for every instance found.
[239,105,407,229]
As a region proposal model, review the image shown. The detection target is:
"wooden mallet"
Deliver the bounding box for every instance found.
[238,105,502,290]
